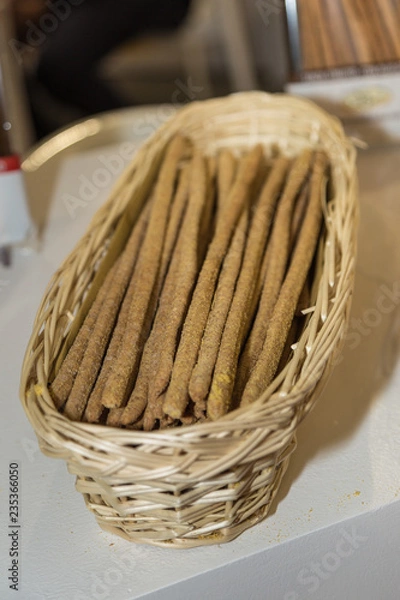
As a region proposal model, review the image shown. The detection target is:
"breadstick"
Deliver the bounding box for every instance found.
[188,207,249,405]
[296,278,311,317]
[188,152,255,405]
[92,166,189,426]
[238,149,314,391]
[207,156,290,421]
[208,155,218,181]
[106,407,124,427]
[241,151,328,406]
[121,242,182,427]
[151,151,209,403]
[193,398,207,420]
[242,225,273,342]
[277,315,301,374]
[217,149,237,214]
[159,164,191,286]
[158,413,177,430]
[101,135,188,409]
[110,412,144,430]
[162,145,264,419]
[290,181,310,248]
[251,232,273,320]
[143,394,165,431]
[83,203,153,422]
[63,197,153,421]
[83,263,136,422]
[89,164,190,419]
[61,197,150,420]
[179,410,198,427]
[120,162,193,427]
[198,165,216,265]
[49,259,117,410]
[233,239,273,402]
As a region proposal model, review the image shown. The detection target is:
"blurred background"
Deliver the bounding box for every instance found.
[8,0,288,140]
[2,0,400,143]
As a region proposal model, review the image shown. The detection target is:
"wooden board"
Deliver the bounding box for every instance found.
[297,0,400,71]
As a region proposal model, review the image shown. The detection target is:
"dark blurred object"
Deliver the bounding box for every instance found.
[11,0,46,37]
[15,0,192,138]
[1,0,34,152]
[102,0,258,109]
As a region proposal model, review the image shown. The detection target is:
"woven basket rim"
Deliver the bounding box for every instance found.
[19,91,359,547]
[20,91,358,444]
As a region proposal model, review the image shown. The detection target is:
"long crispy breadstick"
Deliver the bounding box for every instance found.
[237,149,314,391]
[101,135,188,409]
[63,197,153,421]
[233,235,274,405]
[121,242,182,427]
[250,232,273,320]
[83,292,130,423]
[143,394,166,431]
[108,410,144,430]
[188,152,254,405]
[291,181,310,248]
[189,207,249,404]
[277,315,301,374]
[106,407,124,427]
[241,151,328,406]
[241,226,274,347]
[83,203,153,422]
[119,161,194,427]
[217,149,237,214]
[93,165,190,417]
[159,164,191,286]
[206,156,290,421]
[142,154,229,424]
[49,260,117,409]
[151,152,209,402]
[198,162,216,265]
[162,145,264,419]
[296,278,311,317]
[208,155,217,181]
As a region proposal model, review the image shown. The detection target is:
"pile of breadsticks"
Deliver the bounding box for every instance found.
[50,135,328,430]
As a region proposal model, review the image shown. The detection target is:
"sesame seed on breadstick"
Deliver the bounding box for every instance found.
[162,145,264,420]
[101,135,188,410]
[237,149,314,393]
[290,180,310,248]
[241,151,328,406]
[97,163,190,418]
[217,149,237,215]
[207,155,290,420]
[121,241,182,428]
[83,202,153,422]
[63,197,153,421]
[189,207,249,405]
[50,258,119,410]
[117,164,193,428]
[150,151,209,405]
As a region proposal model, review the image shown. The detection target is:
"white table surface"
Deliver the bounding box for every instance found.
[0,107,399,600]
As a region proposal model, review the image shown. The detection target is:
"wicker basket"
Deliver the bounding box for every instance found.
[20,92,358,548]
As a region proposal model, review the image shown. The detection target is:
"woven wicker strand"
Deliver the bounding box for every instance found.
[20,92,358,548]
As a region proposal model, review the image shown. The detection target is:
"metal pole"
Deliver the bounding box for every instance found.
[285,0,303,76]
